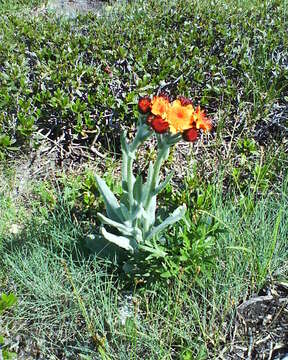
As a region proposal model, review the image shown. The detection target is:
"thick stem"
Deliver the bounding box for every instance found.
[121,151,128,189]
[130,123,148,152]
[126,154,134,211]
[124,123,151,212]
[144,144,170,211]
[142,145,169,236]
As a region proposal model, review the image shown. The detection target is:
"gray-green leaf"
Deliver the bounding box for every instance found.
[146,205,186,241]
[153,170,174,196]
[95,174,124,222]
[101,227,136,252]
[97,213,133,236]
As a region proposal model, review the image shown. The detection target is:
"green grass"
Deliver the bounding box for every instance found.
[0,169,287,359]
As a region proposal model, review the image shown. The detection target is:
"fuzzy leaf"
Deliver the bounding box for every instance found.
[153,170,174,196]
[122,157,128,192]
[146,205,186,241]
[97,213,133,236]
[138,123,153,142]
[146,196,156,225]
[142,162,154,204]
[101,227,136,252]
[130,203,144,222]
[133,175,144,203]
[146,162,154,186]
[120,203,130,221]
[166,133,182,146]
[95,174,124,222]
[142,196,157,233]
[122,180,128,192]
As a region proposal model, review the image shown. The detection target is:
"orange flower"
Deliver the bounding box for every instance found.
[151,95,170,119]
[166,100,194,134]
[193,106,212,132]
[139,93,212,136]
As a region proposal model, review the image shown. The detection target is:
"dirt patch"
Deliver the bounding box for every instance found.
[222,282,288,360]
[46,0,109,17]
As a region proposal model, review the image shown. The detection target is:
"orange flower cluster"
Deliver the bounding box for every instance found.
[138,94,212,142]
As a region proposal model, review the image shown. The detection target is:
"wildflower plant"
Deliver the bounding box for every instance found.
[95,94,212,262]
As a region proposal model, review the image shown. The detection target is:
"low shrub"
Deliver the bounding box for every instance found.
[0,0,287,159]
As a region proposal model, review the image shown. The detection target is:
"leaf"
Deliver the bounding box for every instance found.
[137,123,153,143]
[160,271,172,278]
[0,135,11,147]
[133,175,144,203]
[119,203,130,221]
[146,205,186,241]
[121,151,128,192]
[143,162,154,200]
[130,203,144,222]
[100,227,136,252]
[153,170,174,195]
[95,175,124,222]
[122,180,128,192]
[0,293,17,314]
[165,133,182,146]
[97,213,133,236]
[140,242,167,259]
[2,349,17,360]
[142,196,156,229]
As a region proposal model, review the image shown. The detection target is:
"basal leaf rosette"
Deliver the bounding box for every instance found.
[138,94,212,141]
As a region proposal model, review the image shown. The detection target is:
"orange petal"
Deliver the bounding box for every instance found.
[194,106,212,132]
[166,100,194,133]
[151,96,170,118]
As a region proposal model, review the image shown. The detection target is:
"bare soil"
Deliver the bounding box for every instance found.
[222,282,288,360]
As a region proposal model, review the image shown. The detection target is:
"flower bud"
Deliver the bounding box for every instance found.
[178,96,193,106]
[183,127,198,142]
[150,116,169,134]
[138,96,151,114]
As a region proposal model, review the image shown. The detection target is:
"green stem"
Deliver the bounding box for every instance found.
[121,151,128,190]
[127,154,134,211]
[144,144,170,211]
[125,123,150,212]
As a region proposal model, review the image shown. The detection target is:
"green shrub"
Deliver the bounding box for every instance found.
[0,293,17,360]
[0,0,287,157]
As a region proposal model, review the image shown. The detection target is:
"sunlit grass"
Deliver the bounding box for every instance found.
[0,0,287,358]
[0,168,287,358]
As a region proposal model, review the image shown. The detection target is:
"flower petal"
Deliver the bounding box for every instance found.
[166,100,194,133]
[151,95,170,118]
[194,106,212,132]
